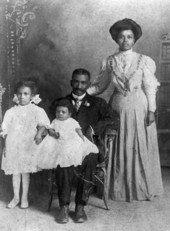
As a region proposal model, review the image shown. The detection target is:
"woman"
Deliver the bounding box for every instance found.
[88,18,163,201]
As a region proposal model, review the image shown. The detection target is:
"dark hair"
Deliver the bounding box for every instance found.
[72,68,91,81]
[109,18,142,43]
[14,80,38,95]
[55,98,74,114]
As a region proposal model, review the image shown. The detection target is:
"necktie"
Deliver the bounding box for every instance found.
[74,99,81,111]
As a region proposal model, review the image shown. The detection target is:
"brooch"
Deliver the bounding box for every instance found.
[84,101,90,107]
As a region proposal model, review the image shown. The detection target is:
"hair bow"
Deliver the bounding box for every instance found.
[12,94,42,105]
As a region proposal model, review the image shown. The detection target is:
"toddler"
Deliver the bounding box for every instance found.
[37,99,99,169]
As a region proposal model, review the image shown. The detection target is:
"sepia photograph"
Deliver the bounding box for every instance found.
[0,0,170,230]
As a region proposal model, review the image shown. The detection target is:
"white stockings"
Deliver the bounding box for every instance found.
[7,173,30,209]
[21,173,30,208]
[7,174,21,208]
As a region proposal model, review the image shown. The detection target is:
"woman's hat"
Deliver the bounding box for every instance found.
[109,18,142,43]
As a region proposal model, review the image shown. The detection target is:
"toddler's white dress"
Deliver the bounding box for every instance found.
[1,103,50,175]
[37,117,99,169]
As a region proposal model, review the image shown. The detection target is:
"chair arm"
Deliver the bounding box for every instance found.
[104,125,118,141]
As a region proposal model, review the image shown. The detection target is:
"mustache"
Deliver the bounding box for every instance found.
[74,88,84,91]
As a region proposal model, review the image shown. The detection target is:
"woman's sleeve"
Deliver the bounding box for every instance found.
[87,58,112,95]
[36,107,50,128]
[142,56,160,112]
[1,109,13,136]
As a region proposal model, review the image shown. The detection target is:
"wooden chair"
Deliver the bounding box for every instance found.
[94,128,118,210]
[47,128,118,211]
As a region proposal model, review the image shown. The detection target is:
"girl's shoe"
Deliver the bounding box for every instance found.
[7,198,19,209]
[20,200,29,209]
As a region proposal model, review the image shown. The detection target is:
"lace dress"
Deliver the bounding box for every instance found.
[37,117,99,169]
[1,103,50,175]
[88,50,163,201]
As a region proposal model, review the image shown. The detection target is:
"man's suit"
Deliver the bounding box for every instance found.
[52,93,118,207]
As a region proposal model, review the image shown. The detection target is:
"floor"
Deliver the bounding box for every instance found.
[0,168,170,231]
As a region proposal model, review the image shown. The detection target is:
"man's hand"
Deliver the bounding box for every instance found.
[85,125,94,142]
[146,111,155,126]
[49,129,60,139]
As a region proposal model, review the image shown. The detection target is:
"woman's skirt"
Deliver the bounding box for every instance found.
[109,89,163,201]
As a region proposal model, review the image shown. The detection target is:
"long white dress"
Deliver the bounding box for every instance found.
[37,117,99,169]
[88,49,163,201]
[1,103,50,175]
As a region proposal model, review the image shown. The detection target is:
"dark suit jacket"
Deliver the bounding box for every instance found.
[50,93,119,137]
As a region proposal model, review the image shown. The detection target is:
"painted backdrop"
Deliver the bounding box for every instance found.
[0,0,170,191]
[0,0,170,107]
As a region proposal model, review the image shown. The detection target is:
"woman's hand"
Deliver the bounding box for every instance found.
[146,111,155,126]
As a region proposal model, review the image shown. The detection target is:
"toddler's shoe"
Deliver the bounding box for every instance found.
[7,198,19,209]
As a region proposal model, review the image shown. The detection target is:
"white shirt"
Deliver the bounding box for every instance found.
[72,93,86,107]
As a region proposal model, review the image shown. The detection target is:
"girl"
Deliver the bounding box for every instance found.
[37,98,99,169]
[0,80,50,209]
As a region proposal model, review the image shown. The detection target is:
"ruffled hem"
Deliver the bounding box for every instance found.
[38,150,99,169]
[1,167,41,175]
[38,160,82,169]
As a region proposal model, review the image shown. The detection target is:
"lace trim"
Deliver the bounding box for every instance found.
[108,54,143,96]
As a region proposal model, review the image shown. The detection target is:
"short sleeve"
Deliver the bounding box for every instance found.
[70,118,81,129]
[35,106,50,128]
[142,56,160,112]
[1,108,14,136]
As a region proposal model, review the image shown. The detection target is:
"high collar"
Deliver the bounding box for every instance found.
[118,49,133,56]
[72,92,87,101]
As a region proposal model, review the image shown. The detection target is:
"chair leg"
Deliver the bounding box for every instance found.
[47,193,53,211]
[102,167,109,210]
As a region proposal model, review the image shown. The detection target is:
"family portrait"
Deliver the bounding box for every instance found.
[0,0,170,231]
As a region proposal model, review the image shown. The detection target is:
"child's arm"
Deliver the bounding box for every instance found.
[48,128,60,139]
[0,134,6,157]
[34,126,47,145]
[0,128,7,157]
[75,128,85,141]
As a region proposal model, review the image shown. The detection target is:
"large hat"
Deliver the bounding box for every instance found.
[109,18,142,43]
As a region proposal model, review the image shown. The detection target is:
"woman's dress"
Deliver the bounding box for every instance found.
[1,103,50,175]
[88,49,163,201]
[37,117,99,169]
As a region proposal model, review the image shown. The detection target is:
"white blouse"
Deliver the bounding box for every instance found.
[88,50,160,112]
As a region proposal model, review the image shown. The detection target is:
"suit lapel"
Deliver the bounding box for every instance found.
[77,94,92,112]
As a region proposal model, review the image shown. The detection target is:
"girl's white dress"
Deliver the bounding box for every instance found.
[1,103,50,175]
[88,49,163,201]
[37,117,99,169]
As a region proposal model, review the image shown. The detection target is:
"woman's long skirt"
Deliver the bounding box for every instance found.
[109,89,163,201]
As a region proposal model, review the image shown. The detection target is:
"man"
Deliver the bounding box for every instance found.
[51,68,119,224]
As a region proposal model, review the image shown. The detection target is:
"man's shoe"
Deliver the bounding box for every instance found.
[75,205,87,223]
[57,205,69,224]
